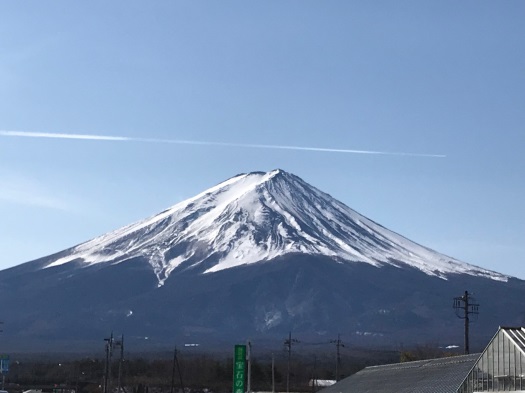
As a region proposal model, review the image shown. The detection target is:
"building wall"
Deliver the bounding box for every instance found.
[459,328,525,392]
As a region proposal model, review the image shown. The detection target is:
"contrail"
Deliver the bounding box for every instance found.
[0,130,446,158]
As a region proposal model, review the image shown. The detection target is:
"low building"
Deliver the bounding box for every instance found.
[321,326,525,393]
[309,380,337,388]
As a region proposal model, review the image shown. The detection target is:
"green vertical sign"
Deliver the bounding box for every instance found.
[233,344,246,393]
[0,354,8,373]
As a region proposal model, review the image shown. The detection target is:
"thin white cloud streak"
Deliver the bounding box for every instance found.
[0,130,446,158]
[0,130,127,141]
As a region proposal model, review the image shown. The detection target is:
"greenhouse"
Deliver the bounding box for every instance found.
[458,326,525,392]
[320,327,525,393]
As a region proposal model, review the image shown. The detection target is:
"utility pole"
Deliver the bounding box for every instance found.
[103,332,114,393]
[311,356,317,393]
[246,341,252,393]
[0,322,4,390]
[171,348,176,393]
[271,353,275,393]
[330,334,344,381]
[171,346,185,393]
[284,332,299,393]
[453,290,479,354]
[115,335,124,393]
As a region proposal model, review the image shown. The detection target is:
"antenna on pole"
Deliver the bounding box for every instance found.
[453,290,479,354]
[330,334,344,381]
[284,331,299,393]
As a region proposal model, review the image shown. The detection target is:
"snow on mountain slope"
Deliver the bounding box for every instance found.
[44,169,507,285]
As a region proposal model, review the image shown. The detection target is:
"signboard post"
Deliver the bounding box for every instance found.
[233,345,246,393]
[0,355,8,373]
[0,354,8,390]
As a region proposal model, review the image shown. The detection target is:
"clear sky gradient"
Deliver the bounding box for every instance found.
[1,1,524,277]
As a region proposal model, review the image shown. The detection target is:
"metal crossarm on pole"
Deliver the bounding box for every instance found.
[284,332,299,393]
[453,290,480,354]
[330,334,344,381]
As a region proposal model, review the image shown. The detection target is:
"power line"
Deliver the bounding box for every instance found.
[296,341,331,346]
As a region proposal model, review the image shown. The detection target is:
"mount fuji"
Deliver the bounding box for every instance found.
[1,169,524,351]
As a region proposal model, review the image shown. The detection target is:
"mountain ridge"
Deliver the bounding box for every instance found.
[1,169,522,351]
[32,169,505,284]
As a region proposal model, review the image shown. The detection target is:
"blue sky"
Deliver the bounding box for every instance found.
[1,1,524,278]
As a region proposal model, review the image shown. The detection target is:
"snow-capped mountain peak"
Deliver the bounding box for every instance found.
[44,169,507,285]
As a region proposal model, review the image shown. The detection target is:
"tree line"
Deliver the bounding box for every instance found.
[3,344,458,393]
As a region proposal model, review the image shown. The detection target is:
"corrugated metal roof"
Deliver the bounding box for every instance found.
[501,326,525,356]
[320,354,480,393]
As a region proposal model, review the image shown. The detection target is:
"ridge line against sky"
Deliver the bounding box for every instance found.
[0,1,523,278]
[0,130,446,158]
